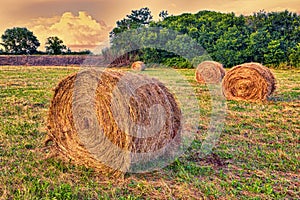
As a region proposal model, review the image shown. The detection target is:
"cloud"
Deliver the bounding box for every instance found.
[28,11,112,51]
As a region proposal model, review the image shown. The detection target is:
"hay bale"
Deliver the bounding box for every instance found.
[195,61,225,84]
[222,62,276,101]
[131,61,146,71]
[46,69,181,176]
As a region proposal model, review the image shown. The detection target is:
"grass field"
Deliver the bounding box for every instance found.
[0,66,299,199]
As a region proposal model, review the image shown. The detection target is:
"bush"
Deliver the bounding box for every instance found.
[162,57,193,68]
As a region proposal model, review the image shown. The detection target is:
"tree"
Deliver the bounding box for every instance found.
[108,7,154,66]
[159,10,169,20]
[247,29,271,63]
[45,36,67,54]
[110,7,153,38]
[127,7,153,25]
[288,43,300,67]
[264,40,285,66]
[107,9,299,68]
[213,25,249,67]
[66,47,72,54]
[1,27,40,54]
[246,10,268,31]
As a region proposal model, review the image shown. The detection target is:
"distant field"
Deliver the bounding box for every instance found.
[0,55,89,66]
[0,66,299,199]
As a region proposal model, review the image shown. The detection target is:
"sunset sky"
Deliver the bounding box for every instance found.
[0,0,299,51]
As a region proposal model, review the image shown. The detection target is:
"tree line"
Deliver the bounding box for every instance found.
[1,8,299,68]
[108,8,300,68]
[0,27,91,55]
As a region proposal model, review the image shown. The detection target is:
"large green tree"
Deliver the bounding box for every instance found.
[45,36,67,55]
[1,27,40,54]
[108,7,154,66]
[110,7,153,38]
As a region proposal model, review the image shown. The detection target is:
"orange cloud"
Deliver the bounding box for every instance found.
[28,11,112,51]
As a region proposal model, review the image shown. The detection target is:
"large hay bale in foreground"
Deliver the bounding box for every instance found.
[46,69,181,176]
[222,62,276,101]
[131,61,146,71]
[195,61,226,84]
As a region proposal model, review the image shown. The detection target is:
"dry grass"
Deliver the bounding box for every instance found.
[0,66,299,199]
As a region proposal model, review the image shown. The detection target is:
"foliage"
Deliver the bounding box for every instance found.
[45,36,67,55]
[264,40,286,66]
[108,8,300,68]
[162,56,193,68]
[159,10,169,20]
[213,25,250,67]
[107,7,154,66]
[161,10,300,68]
[110,7,153,38]
[0,27,40,55]
[246,29,271,64]
[64,49,92,55]
[1,9,298,67]
[288,43,300,67]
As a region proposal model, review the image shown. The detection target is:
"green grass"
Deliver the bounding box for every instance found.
[0,66,299,199]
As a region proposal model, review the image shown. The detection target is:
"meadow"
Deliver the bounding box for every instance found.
[0,66,299,199]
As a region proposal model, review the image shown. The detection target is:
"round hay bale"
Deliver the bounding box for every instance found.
[131,61,146,71]
[222,62,276,101]
[195,61,226,84]
[46,69,181,176]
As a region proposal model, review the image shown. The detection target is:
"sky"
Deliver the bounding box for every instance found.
[0,0,299,51]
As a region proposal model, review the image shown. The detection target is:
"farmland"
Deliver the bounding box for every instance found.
[0,66,299,199]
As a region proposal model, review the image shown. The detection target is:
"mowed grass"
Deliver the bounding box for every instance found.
[0,66,299,199]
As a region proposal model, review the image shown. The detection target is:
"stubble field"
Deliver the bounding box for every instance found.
[0,66,299,199]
